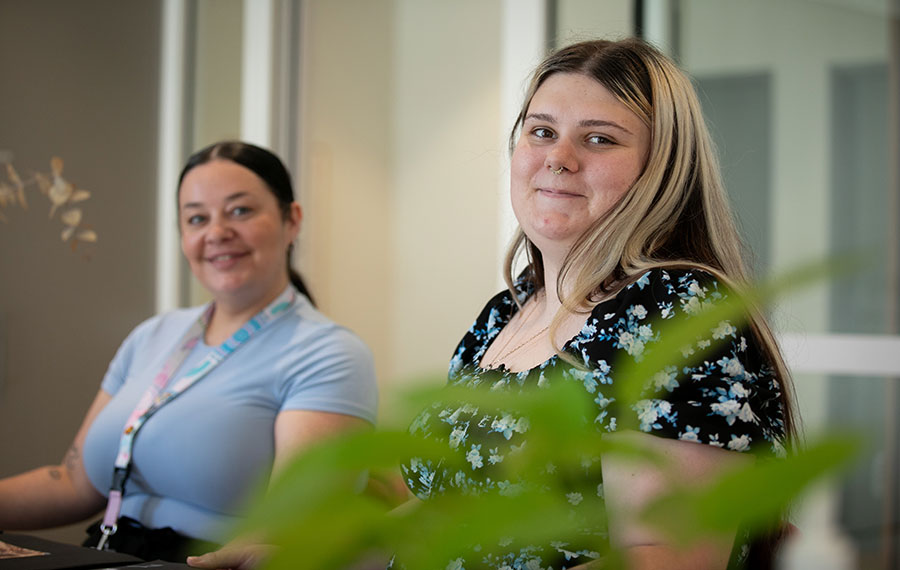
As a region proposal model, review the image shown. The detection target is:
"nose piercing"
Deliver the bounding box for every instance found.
[551,166,565,175]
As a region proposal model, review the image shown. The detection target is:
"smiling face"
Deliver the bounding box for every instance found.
[510,72,651,259]
[179,159,301,311]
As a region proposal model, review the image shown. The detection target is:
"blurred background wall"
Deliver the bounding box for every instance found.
[0,0,161,544]
[0,0,897,567]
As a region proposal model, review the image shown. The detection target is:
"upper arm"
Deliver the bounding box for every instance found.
[600,430,751,569]
[67,389,112,498]
[271,410,370,477]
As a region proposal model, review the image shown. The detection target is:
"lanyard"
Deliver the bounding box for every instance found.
[95,287,296,550]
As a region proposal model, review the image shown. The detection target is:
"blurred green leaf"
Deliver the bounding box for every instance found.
[640,435,861,545]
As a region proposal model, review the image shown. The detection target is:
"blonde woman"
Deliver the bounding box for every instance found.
[399,38,795,570]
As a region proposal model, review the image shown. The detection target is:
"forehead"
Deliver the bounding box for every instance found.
[178,159,271,204]
[527,72,633,118]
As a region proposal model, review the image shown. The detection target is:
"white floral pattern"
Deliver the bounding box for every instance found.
[398,269,786,569]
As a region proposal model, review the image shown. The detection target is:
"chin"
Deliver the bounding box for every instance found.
[203,279,251,298]
[527,225,579,244]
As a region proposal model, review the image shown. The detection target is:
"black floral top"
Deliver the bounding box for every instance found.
[399,268,787,569]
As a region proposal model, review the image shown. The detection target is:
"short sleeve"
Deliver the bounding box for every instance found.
[571,268,787,456]
[279,326,378,425]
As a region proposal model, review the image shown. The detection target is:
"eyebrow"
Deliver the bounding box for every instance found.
[524,113,634,135]
[181,191,249,210]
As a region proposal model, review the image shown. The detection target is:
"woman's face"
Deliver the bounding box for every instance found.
[178,159,300,309]
[510,72,651,258]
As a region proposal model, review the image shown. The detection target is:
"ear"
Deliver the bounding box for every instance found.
[286,202,302,241]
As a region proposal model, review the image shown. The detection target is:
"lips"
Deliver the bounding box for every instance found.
[205,251,249,268]
[537,187,583,198]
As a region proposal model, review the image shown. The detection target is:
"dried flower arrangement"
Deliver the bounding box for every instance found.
[0,156,98,252]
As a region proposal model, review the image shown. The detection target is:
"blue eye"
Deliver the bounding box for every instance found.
[186,214,206,225]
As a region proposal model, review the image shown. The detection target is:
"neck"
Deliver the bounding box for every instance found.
[205,278,290,345]
[537,249,570,321]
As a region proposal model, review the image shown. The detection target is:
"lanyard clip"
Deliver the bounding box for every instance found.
[95,522,117,551]
[96,483,126,551]
[111,466,129,492]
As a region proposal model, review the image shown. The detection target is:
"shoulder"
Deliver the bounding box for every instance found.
[616,267,727,306]
[448,284,528,377]
[582,267,726,332]
[118,305,205,351]
[272,294,375,370]
[469,274,535,329]
[474,285,526,329]
[287,295,371,351]
[273,295,377,422]
[586,269,786,455]
[101,305,206,393]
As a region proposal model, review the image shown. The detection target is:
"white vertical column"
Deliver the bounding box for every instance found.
[498,0,547,290]
[643,0,674,53]
[156,0,188,313]
[241,0,275,148]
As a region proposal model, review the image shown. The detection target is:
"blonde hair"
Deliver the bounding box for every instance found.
[505,38,797,439]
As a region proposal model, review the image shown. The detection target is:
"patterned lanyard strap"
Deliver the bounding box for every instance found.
[95,287,296,550]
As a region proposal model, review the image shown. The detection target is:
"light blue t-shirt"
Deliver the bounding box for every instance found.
[83,291,377,542]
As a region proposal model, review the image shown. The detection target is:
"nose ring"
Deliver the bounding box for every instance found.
[551,166,565,175]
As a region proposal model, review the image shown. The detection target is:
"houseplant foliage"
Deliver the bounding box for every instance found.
[234,258,861,570]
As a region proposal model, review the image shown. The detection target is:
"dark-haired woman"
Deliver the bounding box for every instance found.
[0,141,378,562]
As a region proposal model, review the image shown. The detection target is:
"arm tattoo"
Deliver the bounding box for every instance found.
[46,446,80,482]
[64,445,80,474]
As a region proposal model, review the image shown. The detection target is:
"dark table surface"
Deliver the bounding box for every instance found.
[0,533,192,570]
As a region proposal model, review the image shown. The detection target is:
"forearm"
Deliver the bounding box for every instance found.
[0,451,105,529]
[569,543,731,570]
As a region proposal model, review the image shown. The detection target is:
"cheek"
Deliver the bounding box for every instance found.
[251,222,289,256]
[510,144,540,181]
[509,146,541,204]
[180,232,201,259]
[590,162,642,201]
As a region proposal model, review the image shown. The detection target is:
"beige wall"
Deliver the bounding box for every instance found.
[557,0,634,45]
[296,0,395,396]
[388,1,503,386]
[298,1,504,408]
[187,0,244,306]
[193,0,244,148]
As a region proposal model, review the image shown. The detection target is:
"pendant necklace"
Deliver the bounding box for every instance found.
[483,296,549,370]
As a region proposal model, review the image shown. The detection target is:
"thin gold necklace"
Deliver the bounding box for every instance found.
[483,297,549,370]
